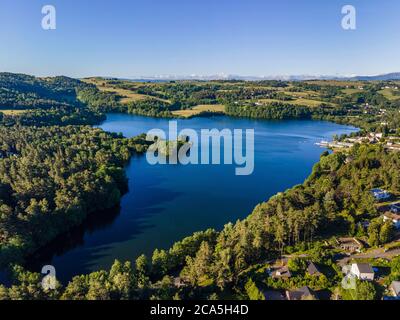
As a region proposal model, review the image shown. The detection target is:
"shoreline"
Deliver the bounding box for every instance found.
[1,114,359,285]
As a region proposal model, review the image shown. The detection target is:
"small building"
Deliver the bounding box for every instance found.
[390,281,400,297]
[383,212,400,229]
[307,262,322,277]
[271,266,292,279]
[336,237,363,253]
[350,263,375,281]
[370,188,391,201]
[286,286,317,300]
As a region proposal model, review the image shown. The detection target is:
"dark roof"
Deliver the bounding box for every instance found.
[263,290,286,301]
[355,263,374,274]
[307,262,322,276]
[286,286,317,300]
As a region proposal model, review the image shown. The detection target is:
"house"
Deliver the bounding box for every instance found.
[307,262,322,277]
[370,188,391,201]
[383,212,400,229]
[271,266,292,279]
[336,237,363,253]
[368,132,380,140]
[286,286,318,300]
[350,263,375,281]
[263,290,286,300]
[390,281,400,297]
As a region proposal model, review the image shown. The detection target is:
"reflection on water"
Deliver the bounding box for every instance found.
[25,207,122,272]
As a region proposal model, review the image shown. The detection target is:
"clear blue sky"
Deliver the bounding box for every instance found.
[0,0,399,78]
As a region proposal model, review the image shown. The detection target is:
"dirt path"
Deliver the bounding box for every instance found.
[337,248,400,266]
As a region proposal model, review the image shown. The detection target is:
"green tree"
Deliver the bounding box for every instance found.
[367,220,381,247]
[353,280,377,300]
[109,260,134,299]
[181,241,213,286]
[379,221,395,244]
[287,257,307,274]
[244,279,265,300]
[151,249,170,277]
[135,254,150,289]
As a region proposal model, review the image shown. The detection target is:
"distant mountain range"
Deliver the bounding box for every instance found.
[127,72,400,82]
[347,72,400,81]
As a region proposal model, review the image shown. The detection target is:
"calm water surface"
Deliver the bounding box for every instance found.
[15,114,358,283]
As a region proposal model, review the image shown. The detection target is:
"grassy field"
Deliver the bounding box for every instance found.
[342,88,364,95]
[172,104,226,117]
[285,91,320,98]
[379,88,400,101]
[82,78,169,104]
[0,109,29,115]
[258,98,335,108]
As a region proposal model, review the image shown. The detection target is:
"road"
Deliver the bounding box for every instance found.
[337,247,400,266]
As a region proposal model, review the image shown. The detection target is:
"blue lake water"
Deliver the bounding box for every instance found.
[15,114,358,283]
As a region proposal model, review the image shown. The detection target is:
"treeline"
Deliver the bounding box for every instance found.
[0,126,150,267]
[226,102,312,119]
[124,99,177,118]
[225,99,398,133]
[76,86,120,112]
[0,107,105,127]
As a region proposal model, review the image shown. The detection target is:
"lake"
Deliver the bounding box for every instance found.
[18,114,358,283]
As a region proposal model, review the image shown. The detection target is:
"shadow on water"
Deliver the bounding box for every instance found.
[21,183,182,284]
[25,207,122,269]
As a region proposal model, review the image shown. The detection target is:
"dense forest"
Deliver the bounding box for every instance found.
[0,126,149,267]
